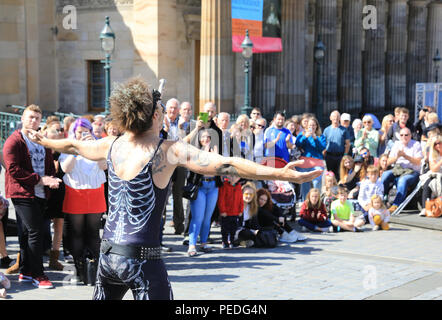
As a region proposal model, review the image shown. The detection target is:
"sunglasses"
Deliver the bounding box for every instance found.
[400,134,410,137]
[243,192,253,196]
[256,124,265,128]
[251,112,261,115]
[363,121,372,124]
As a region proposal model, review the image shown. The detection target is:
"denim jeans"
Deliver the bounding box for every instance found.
[189,180,219,246]
[298,218,332,231]
[296,166,324,201]
[381,170,419,206]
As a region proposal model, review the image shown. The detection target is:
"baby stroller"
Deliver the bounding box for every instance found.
[259,157,297,221]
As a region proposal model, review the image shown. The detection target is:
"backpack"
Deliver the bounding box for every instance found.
[255,227,278,248]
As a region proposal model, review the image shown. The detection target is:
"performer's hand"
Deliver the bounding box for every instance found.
[24,129,45,145]
[280,160,323,184]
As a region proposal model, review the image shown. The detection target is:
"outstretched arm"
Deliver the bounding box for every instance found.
[25,129,115,161]
[170,140,322,184]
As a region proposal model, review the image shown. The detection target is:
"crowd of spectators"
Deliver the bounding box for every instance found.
[0,100,440,295]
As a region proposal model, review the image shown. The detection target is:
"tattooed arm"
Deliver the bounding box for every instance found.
[24,129,115,161]
[169,140,323,184]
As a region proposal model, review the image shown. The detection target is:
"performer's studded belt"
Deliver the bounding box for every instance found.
[100,239,162,260]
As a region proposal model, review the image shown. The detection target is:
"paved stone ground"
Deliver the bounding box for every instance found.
[1,171,441,300]
[1,201,441,300]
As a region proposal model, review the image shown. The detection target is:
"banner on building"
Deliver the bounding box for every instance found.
[415,83,442,120]
[232,0,282,53]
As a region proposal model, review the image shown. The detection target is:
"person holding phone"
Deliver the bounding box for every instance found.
[59,118,107,285]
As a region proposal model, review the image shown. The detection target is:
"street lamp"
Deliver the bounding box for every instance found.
[100,16,115,115]
[241,29,253,115]
[433,48,441,83]
[314,36,325,127]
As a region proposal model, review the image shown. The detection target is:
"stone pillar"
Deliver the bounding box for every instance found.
[0,0,27,110]
[199,0,234,114]
[426,0,442,83]
[363,0,387,113]
[407,0,429,109]
[338,0,363,113]
[305,0,316,112]
[386,0,408,108]
[133,0,178,100]
[252,52,279,118]
[275,0,306,116]
[314,0,338,121]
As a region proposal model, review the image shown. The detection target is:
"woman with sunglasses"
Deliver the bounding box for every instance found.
[355,115,379,157]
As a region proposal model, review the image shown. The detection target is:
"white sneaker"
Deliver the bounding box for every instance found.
[419,209,427,217]
[279,231,296,243]
[295,231,307,241]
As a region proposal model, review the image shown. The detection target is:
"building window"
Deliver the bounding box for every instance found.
[87,60,105,111]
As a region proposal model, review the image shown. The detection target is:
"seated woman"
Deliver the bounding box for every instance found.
[298,188,332,232]
[378,153,391,177]
[338,155,362,200]
[420,135,442,216]
[256,188,305,243]
[236,182,261,248]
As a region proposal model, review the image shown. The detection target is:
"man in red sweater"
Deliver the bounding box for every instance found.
[217,175,244,248]
[2,105,61,289]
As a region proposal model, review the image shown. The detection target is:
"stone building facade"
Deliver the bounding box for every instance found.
[0,0,441,123]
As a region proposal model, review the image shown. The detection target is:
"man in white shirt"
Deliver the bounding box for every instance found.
[381,127,422,213]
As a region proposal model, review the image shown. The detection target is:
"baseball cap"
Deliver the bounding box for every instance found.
[341,113,351,121]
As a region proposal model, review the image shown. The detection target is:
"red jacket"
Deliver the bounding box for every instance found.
[3,130,55,199]
[217,180,244,216]
[299,201,328,223]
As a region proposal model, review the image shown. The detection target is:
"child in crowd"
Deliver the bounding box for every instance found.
[0,271,10,298]
[217,175,244,249]
[368,195,390,231]
[330,186,365,232]
[321,171,338,216]
[298,188,332,232]
[357,165,384,224]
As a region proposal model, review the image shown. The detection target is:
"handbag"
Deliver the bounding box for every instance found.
[182,182,200,201]
[425,197,442,218]
[254,227,278,248]
[182,173,202,201]
[392,164,415,177]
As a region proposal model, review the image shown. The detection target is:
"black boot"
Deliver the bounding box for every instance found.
[73,258,87,285]
[86,257,98,286]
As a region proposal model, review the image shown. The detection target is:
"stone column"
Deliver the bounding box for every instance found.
[199,0,234,114]
[407,0,429,109]
[314,0,338,121]
[426,0,442,83]
[252,52,279,118]
[339,0,363,113]
[386,0,409,108]
[363,0,387,113]
[275,0,306,116]
[133,0,178,100]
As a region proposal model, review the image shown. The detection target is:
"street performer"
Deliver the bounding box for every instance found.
[25,77,322,300]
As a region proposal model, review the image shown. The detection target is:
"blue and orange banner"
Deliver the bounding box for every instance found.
[232,0,282,53]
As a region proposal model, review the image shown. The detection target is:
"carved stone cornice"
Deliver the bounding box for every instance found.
[56,0,134,12]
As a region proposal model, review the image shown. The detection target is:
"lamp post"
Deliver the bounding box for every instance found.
[434,48,441,83]
[241,29,253,115]
[314,36,325,127]
[100,16,115,115]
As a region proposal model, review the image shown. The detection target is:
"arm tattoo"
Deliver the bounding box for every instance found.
[215,164,240,177]
[152,147,167,175]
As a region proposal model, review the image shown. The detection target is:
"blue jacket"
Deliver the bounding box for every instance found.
[295,133,327,160]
